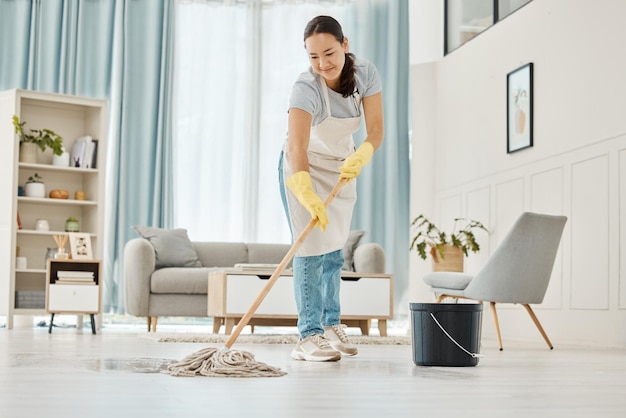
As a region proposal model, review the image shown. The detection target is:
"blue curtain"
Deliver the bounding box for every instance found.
[0,0,115,97]
[350,0,411,312]
[0,0,175,313]
[106,0,175,313]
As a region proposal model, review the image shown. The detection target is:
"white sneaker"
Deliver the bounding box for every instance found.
[324,324,358,356]
[290,334,341,362]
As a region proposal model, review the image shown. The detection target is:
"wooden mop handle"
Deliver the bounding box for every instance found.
[223,178,348,349]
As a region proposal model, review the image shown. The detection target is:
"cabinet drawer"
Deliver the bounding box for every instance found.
[226,274,297,315]
[340,277,391,317]
[220,274,391,318]
[47,285,99,313]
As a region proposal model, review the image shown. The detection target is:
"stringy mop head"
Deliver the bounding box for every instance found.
[164,346,286,377]
[163,181,348,378]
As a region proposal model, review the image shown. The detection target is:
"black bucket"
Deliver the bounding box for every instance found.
[410,302,483,367]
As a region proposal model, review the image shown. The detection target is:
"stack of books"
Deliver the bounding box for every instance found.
[234,263,281,271]
[70,136,99,168]
[55,271,96,286]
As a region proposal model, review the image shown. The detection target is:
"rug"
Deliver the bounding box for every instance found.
[140,333,411,345]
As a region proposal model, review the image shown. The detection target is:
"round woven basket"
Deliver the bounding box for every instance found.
[431,245,464,272]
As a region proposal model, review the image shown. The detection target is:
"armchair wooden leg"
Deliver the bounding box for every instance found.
[358,319,372,336]
[212,317,223,334]
[522,304,553,349]
[490,302,504,351]
[224,318,235,335]
[149,316,158,332]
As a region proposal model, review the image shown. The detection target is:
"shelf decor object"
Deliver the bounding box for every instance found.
[19,142,38,164]
[507,62,534,153]
[65,216,80,232]
[24,173,45,198]
[52,234,69,260]
[12,115,64,162]
[69,232,93,260]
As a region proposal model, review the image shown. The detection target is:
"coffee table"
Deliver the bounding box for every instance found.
[208,269,393,336]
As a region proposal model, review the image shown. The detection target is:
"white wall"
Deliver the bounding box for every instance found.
[409,0,626,347]
[408,0,443,65]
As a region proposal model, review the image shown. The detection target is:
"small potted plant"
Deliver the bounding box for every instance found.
[13,115,64,163]
[410,214,489,272]
[24,173,46,198]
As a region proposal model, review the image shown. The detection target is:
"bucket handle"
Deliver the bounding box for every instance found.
[429,313,484,359]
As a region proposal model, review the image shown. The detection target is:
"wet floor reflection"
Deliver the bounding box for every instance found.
[97,357,174,373]
[10,354,174,373]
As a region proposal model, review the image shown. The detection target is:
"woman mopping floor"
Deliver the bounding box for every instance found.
[165,15,383,376]
[279,15,384,362]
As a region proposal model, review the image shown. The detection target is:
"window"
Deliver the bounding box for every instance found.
[445,0,532,54]
[498,0,533,19]
[173,1,355,243]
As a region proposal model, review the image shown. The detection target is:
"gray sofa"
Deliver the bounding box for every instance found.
[124,237,386,332]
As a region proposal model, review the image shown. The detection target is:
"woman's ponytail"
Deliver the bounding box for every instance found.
[339,52,357,98]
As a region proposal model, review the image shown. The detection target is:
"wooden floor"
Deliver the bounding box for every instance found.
[1,321,625,418]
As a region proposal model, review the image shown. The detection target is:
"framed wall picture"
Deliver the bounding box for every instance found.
[69,232,93,260]
[507,62,533,153]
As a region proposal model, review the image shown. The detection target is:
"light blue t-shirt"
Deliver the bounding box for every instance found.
[288,57,382,127]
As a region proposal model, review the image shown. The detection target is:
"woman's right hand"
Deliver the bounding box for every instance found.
[285,171,328,231]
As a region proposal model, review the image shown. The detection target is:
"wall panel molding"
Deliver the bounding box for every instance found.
[437,194,462,232]
[617,148,626,309]
[494,177,524,246]
[466,186,491,274]
[531,167,565,309]
[570,154,610,310]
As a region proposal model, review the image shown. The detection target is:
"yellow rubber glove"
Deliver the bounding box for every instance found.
[339,142,374,181]
[285,171,329,232]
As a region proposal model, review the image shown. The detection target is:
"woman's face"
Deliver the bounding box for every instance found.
[305,32,348,89]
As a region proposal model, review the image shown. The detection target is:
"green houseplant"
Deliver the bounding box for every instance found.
[410,214,488,271]
[24,172,45,198]
[27,173,43,183]
[13,115,64,158]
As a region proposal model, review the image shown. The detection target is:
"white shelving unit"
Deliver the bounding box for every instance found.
[0,89,107,329]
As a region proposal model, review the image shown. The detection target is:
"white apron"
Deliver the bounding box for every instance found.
[283,79,362,256]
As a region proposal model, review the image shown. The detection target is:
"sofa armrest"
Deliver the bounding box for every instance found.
[353,242,386,274]
[124,238,156,316]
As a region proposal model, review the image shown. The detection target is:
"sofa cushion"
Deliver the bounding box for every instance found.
[342,230,366,271]
[132,226,202,268]
[193,242,249,268]
[423,272,473,290]
[247,243,292,266]
[151,267,219,294]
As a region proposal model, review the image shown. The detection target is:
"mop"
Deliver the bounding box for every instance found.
[165,178,347,377]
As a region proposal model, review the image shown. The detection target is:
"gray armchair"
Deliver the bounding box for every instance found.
[423,212,567,350]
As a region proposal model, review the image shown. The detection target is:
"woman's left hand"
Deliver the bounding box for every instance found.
[339,141,374,181]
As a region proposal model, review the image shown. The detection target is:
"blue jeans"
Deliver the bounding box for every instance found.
[292,250,344,337]
[278,151,291,236]
[278,151,344,338]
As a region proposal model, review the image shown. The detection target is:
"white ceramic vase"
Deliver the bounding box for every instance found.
[19,143,38,163]
[24,182,45,198]
[52,150,70,167]
[34,219,50,231]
